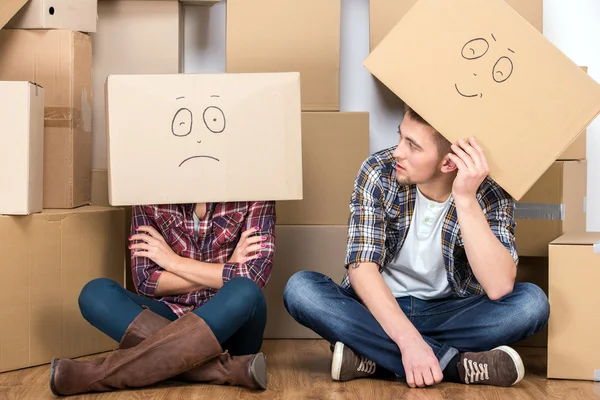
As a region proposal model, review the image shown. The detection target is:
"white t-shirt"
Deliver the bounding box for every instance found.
[382,187,453,300]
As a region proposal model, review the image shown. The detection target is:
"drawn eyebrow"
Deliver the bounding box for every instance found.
[176,96,185,100]
[508,48,515,53]
[210,95,220,98]
[491,33,497,42]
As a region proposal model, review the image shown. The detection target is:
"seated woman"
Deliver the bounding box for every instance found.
[49,201,275,396]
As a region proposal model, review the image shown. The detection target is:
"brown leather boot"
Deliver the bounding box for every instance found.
[118,309,268,390]
[49,312,223,396]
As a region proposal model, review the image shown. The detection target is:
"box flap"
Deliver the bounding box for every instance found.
[0,0,28,29]
[550,232,600,246]
[106,72,303,205]
[363,0,600,200]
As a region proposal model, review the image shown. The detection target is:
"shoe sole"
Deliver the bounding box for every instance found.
[49,358,59,396]
[250,352,268,390]
[331,342,344,381]
[493,345,525,385]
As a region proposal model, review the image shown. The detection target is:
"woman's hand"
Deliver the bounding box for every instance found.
[129,226,180,271]
[228,226,268,264]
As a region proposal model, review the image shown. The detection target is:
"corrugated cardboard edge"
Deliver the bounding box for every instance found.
[0,0,28,29]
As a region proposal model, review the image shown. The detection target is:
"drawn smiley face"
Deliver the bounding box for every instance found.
[171,95,226,167]
[455,34,515,98]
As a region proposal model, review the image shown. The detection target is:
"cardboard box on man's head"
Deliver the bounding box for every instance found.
[106,72,303,206]
[363,0,600,201]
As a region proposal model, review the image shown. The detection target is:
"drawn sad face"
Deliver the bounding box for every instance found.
[171,95,226,167]
[455,34,515,99]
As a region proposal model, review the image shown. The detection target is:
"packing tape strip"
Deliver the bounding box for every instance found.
[594,243,600,254]
[594,369,600,381]
[514,203,564,221]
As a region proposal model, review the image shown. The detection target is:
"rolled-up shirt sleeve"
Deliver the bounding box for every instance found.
[222,201,276,288]
[130,205,164,297]
[344,159,387,269]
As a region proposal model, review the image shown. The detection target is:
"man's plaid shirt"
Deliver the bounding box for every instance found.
[341,147,519,297]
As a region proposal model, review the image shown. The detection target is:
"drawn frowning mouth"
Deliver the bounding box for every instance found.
[455,83,482,98]
[178,155,220,167]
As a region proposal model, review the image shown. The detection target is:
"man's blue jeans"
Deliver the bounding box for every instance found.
[78,277,267,356]
[283,271,550,377]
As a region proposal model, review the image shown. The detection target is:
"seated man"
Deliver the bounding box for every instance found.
[49,201,275,396]
[283,106,549,388]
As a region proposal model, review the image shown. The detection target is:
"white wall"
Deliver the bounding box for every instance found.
[183,0,600,231]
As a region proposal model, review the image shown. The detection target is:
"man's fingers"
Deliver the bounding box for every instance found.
[448,153,467,171]
[423,370,435,386]
[432,364,444,384]
[405,371,416,388]
[414,370,425,388]
[468,136,490,173]
[451,143,475,171]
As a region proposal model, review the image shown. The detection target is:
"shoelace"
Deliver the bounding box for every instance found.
[357,357,376,375]
[463,358,489,384]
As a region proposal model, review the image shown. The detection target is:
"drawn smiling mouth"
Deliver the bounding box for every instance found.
[455,83,482,98]
[178,155,220,167]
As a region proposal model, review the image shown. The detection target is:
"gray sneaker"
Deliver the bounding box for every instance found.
[331,342,377,381]
[458,346,525,386]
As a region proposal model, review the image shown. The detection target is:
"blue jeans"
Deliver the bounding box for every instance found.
[78,277,267,356]
[283,271,550,377]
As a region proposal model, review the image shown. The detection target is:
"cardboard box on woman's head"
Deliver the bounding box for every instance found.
[105,72,303,206]
[363,0,600,201]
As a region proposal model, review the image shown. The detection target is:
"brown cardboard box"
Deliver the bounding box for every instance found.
[264,225,348,338]
[515,161,586,257]
[0,29,92,209]
[557,67,588,161]
[363,0,600,201]
[105,73,303,206]
[226,0,341,111]
[92,0,184,170]
[0,82,44,215]
[276,112,369,225]
[513,257,548,347]
[6,0,97,32]
[548,232,600,380]
[0,0,27,29]
[370,0,543,51]
[0,206,125,372]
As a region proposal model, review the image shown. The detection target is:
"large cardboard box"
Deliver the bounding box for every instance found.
[363,0,600,201]
[105,72,303,206]
[276,112,369,225]
[0,0,27,29]
[0,206,125,372]
[557,67,589,161]
[370,0,542,51]
[91,0,184,171]
[513,257,548,347]
[0,82,44,215]
[0,29,92,209]
[264,225,348,338]
[226,0,341,111]
[548,233,600,380]
[514,161,586,257]
[5,0,97,32]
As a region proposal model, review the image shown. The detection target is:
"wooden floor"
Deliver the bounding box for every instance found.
[0,340,598,399]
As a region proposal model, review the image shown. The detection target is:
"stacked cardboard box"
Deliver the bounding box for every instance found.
[0,1,128,372]
[225,0,369,338]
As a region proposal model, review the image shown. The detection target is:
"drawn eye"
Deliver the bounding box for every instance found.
[492,56,513,83]
[461,38,489,60]
[172,108,193,137]
[203,106,226,134]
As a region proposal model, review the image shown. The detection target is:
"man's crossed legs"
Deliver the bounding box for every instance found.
[283,271,550,387]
